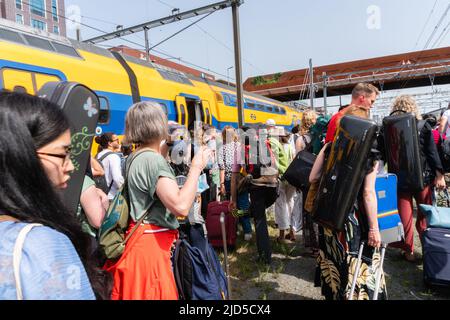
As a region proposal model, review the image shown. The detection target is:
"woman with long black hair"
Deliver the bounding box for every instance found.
[0,91,111,300]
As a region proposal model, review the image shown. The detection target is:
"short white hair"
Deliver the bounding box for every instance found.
[125,101,167,144]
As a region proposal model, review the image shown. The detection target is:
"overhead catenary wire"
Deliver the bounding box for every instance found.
[195,24,265,74]
[414,0,438,49]
[149,11,214,51]
[423,3,450,50]
[431,20,450,48]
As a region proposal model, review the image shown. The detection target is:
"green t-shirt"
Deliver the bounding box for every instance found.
[77,175,97,238]
[127,150,179,230]
[269,137,289,175]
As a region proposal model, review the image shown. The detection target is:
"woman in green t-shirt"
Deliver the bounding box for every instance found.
[107,101,212,300]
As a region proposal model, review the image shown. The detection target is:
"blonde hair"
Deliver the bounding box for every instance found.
[124,101,168,144]
[391,95,422,120]
[222,125,237,144]
[300,109,318,135]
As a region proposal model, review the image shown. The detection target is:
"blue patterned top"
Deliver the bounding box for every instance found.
[0,221,95,300]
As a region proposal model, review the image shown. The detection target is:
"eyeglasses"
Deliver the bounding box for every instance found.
[37,149,72,166]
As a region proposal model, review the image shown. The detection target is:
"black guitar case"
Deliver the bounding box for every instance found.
[38,82,100,214]
[382,113,424,192]
[312,115,378,231]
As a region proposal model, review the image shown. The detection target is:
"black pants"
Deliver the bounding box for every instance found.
[249,185,278,264]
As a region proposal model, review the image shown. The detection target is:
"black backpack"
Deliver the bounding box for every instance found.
[172,231,228,300]
[94,152,114,194]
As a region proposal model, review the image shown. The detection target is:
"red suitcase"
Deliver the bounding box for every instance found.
[206,200,237,248]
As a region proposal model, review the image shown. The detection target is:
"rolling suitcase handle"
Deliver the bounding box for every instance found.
[220,212,232,300]
[348,241,387,300]
[373,243,387,300]
[348,241,365,300]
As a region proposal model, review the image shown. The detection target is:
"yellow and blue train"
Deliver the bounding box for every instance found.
[0,20,302,141]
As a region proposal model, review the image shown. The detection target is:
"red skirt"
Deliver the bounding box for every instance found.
[104,223,179,300]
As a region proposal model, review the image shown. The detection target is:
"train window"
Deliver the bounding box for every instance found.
[2,68,34,93]
[98,96,110,124]
[34,73,61,91]
[0,28,25,44]
[256,104,264,111]
[247,103,256,109]
[51,42,80,57]
[23,34,54,51]
[158,70,193,86]
[266,105,274,112]
[13,85,27,93]
[274,106,280,113]
[280,107,286,114]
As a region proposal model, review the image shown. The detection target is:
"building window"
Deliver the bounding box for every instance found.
[31,19,46,31]
[53,25,59,34]
[30,0,46,18]
[51,0,58,22]
[16,0,22,10]
[15,14,24,24]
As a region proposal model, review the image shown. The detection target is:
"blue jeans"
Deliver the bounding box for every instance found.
[224,179,252,234]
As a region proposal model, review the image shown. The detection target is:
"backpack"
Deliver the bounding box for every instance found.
[98,150,154,260]
[94,152,114,194]
[309,115,331,155]
[172,234,228,300]
[244,133,276,179]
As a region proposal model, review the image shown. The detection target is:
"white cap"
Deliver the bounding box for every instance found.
[266,118,276,126]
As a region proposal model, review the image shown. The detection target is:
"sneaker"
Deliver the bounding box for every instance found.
[244,233,252,241]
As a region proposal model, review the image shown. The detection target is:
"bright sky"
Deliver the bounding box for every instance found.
[64,0,450,114]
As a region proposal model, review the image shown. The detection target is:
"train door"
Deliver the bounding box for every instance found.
[175,95,187,127]
[201,100,212,125]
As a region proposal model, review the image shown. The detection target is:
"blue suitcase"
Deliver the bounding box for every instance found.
[423,228,450,287]
[375,174,404,244]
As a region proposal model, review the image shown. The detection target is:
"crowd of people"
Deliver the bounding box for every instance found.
[1,81,449,300]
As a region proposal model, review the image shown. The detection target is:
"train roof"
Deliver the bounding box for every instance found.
[0,19,298,113]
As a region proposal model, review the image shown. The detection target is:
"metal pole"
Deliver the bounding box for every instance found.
[309,58,314,109]
[76,27,81,41]
[144,28,150,62]
[323,72,328,115]
[220,212,232,300]
[232,0,245,127]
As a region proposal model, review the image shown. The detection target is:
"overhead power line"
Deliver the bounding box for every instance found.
[431,20,450,48]
[149,11,214,50]
[423,3,450,50]
[414,0,438,49]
